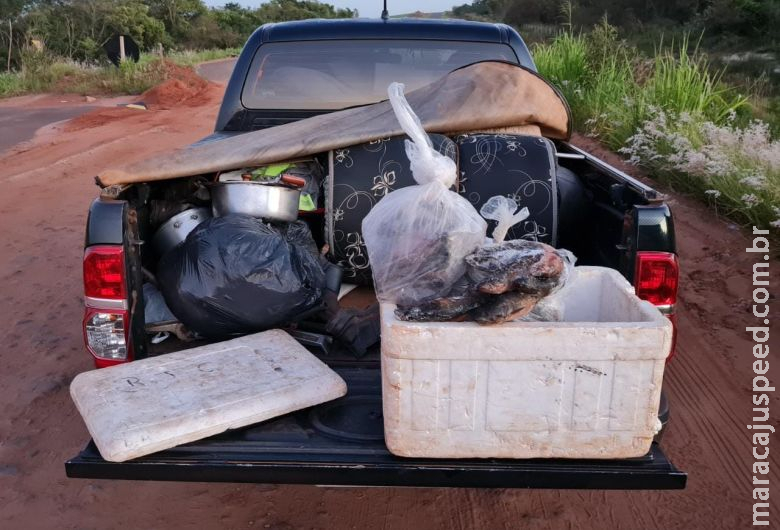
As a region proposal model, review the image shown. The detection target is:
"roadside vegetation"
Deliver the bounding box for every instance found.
[0,0,351,97]
[454,1,779,231]
[0,49,238,98]
[0,1,354,66]
[533,22,779,230]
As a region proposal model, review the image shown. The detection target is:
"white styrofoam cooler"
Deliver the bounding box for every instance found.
[380,266,672,459]
[71,330,347,462]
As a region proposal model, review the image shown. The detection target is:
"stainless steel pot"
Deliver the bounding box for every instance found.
[153,207,212,256]
[211,181,300,222]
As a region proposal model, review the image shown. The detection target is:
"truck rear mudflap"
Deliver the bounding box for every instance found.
[66,367,686,489]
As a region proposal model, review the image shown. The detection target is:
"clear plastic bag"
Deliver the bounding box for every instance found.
[517,249,578,322]
[362,83,486,306]
[470,195,577,323]
[393,194,577,324]
[480,195,530,244]
[467,197,576,295]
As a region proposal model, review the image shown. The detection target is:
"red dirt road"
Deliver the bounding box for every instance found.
[0,73,777,529]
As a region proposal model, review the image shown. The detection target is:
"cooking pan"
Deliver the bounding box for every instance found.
[211,181,301,222]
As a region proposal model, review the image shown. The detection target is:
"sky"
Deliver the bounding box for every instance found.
[201,0,468,15]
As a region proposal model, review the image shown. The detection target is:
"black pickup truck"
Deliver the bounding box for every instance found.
[67,18,686,489]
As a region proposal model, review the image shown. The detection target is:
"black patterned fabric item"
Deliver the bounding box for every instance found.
[456,134,558,245]
[326,135,458,284]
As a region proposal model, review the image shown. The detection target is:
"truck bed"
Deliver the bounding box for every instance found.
[73,143,683,489]
[67,358,686,489]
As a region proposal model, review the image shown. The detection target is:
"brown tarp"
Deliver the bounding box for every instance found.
[98,61,571,187]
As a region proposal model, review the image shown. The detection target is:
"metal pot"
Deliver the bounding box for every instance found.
[211,181,300,222]
[153,207,212,256]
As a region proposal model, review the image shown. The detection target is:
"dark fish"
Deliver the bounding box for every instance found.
[466,240,564,295]
[395,276,486,321]
[468,291,542,324]
[395,239,568,325]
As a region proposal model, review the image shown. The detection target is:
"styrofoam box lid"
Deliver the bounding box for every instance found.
[381,267,673,362]
[71,329,347,462]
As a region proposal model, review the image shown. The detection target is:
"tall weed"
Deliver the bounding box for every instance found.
[0,72,24,96]
[642,37,748,123]
[534,26,778,230]
[533,32,589,126]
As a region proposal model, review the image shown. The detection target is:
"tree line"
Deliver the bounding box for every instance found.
[2,0,776,72]
[0,0,357,69]
[452,0,779,49]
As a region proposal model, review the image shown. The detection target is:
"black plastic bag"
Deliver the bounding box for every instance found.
[158,215,326,339]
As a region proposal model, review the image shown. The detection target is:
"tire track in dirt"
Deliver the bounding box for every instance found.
[666,345,748,484]
[3,126,166,182]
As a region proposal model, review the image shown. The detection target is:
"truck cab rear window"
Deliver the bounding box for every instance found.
[241,40,517,110]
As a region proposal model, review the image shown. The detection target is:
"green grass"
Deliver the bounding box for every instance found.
[534,30,778,230]
[165,48,241,67]
[0,57,163,98]
[534,33,749,146]
[643,39,748,123]
[0,71,24,96]
[532,31,588,106]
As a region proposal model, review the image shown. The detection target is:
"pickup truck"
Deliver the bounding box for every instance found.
[66,18,686,489]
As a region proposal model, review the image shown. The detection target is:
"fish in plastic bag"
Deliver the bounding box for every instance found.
[361,82,486,306]
[395,195,576,324]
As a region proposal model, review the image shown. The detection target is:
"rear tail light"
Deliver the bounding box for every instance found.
[634,251,679,361]
[83,309,131,367]
[83,245,132,367]
[635,252,678,306]
[84,246,126,299]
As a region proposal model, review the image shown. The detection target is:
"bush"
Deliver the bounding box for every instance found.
[19,49,58,92]
[620,110,780,228]
[642,37,748,123]
[0,71,24,97]
[534,24,778,230]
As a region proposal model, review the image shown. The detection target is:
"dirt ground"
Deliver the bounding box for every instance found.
[0,70,777,529]
[0,93,136,154]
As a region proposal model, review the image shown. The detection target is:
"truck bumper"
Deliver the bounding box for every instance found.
[66,367,686,490]
[66,440,686,489]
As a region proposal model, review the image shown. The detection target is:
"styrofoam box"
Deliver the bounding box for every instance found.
[71,330,347,462]
[380,266,672,459]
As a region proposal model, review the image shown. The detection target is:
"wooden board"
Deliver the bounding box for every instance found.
[70,330,347,462]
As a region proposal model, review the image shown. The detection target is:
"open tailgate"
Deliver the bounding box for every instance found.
[66,366,686,489]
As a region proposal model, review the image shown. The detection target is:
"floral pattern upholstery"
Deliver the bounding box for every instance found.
[326,135,457,284]
[326,133,559,285]
[456,134,558,245]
